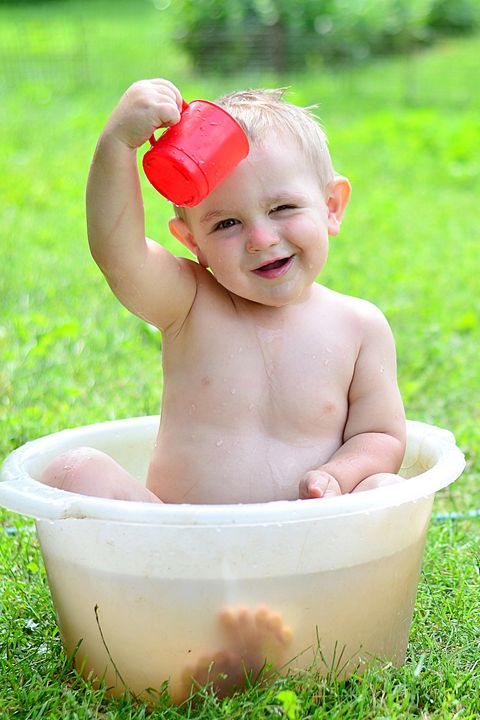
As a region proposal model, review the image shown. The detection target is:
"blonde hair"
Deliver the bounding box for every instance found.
[174,88,335,220]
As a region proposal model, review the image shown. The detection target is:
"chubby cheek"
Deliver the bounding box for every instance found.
[205,247,239,285]
[292,218,328,264]
[197,238,224,270]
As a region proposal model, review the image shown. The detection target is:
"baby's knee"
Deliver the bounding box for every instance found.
[41,446,107,491]
[352,472,402,493]
[40,446,162,503]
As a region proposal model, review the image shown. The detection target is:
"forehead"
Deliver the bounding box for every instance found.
[185,135,319,222]
[247,131,307,166]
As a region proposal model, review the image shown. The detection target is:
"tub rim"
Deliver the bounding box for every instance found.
[0,417,465,525]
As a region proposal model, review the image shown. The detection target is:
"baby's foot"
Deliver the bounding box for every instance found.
[220,605,293,668]
[180,649,245,699]
[179,606,293,699]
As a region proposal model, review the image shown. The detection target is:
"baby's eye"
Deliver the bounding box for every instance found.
[271,204,296,213]
[213,218,239,231]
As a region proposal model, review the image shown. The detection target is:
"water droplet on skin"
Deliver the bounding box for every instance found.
[380,365,385,373]
[216,439,224,447]
[248,403,255,411]
[312,354,317,360]
[324,359,330,366]
[189,404,197,414]
[230,388,236,395]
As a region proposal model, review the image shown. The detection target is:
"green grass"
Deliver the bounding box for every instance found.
[1,2,479,717]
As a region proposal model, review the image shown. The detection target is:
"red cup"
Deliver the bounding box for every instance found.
[142,100,250,207]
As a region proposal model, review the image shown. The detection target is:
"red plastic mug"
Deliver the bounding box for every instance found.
[142,100,250,207]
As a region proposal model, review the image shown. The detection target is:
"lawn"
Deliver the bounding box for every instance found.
[0,1,479,718]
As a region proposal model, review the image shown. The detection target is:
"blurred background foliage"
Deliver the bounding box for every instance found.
[0,0,479,80]
[172,0,480,71]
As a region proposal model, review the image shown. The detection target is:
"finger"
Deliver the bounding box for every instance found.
[150,78,183,110]
[299,475,324,499]
[298,478,310,499]
[151,99,181,128]
[307,482,324,499]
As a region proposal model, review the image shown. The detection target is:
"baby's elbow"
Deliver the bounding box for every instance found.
[88,240,111,275]
[386,430,407,474]
[387,404,407,469]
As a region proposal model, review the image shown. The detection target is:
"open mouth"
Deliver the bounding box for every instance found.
[253,255,294,279]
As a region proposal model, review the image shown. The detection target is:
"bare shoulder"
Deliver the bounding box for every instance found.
[163,259,236,337]
[182,259,227,298]
[318,286,393,335]
[175,254,202,280]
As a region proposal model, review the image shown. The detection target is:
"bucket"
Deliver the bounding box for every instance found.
[0,418,465,701]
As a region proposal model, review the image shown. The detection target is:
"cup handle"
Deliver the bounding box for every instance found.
[148,99,190,147]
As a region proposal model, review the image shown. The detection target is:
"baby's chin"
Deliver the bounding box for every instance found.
[211,279,306,309]
[243,286,313,308]
[225,288,298,309]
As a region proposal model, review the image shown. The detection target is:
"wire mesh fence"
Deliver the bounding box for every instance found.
[0,10,182,91]
[1,17,90,87]
[0,3,478,110]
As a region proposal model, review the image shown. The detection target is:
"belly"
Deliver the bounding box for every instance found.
[147,426,342,504]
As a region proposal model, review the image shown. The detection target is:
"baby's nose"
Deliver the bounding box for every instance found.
[245,223,280,253]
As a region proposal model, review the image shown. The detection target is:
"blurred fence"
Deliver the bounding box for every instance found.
[0,0,478,93]
[0,1,187,91]
[0,14,177,91]
[0,17,90,87]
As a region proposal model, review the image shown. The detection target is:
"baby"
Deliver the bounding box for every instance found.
[41,79,407,698]
[42,78,406,505]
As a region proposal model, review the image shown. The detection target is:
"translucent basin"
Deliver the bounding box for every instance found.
[0,417,465,701]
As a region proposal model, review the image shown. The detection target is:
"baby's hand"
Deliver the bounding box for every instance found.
[104,78,183,150]
[299,470,342,500]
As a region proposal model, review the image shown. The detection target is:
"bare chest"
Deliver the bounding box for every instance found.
[163,311,357,441]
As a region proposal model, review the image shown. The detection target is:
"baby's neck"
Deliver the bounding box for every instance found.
[228,283,321,321]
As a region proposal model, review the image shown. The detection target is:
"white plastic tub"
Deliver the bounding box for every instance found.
[0,417,465,701]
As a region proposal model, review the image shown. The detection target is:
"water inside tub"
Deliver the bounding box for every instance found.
[42,532,427,700]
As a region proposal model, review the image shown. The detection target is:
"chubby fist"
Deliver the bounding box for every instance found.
[103,78,183,150]
[299,469,342,500]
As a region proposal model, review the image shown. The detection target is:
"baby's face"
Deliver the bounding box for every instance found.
[182,134,338,307]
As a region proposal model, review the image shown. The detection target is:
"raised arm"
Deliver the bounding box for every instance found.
[86,79,197,331]
[300,303,406,498]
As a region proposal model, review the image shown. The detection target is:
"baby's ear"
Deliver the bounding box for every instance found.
[326,176,351,236]
[169,217,196,253]
[168,217,209,268]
